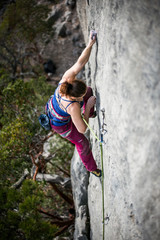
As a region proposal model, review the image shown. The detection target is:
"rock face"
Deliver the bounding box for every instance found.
[71,149,89,239]
[43,0,84,79]
[71,0,160,240]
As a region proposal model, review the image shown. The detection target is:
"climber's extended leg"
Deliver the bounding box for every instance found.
[52,121,98,172]
[66,122,97,172]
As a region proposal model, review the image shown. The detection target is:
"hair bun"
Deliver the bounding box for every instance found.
[60,81,73,96]
[59,80,86,97]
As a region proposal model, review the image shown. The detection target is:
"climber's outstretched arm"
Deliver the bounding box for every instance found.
[61,32,96,82]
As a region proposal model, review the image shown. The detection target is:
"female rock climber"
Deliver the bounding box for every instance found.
[45,31,101,177]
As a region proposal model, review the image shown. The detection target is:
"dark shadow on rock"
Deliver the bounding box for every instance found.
[43,59,57,74]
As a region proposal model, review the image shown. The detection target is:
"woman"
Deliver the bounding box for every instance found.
[46,32,101,177]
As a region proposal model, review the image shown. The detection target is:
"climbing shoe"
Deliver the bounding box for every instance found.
[91,169,102,177]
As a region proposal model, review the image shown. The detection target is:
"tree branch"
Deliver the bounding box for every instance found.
[51,219,74,227]
[33,166,39,181]
[11,169,29,189]
[33,173,71,188]
[52,220,74,237]
[50,183,73,206]
[38,207,63,221]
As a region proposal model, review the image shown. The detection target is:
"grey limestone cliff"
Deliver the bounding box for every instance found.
[71,0,160,240]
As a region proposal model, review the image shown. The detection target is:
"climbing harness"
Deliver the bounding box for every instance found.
[82,108,107,240]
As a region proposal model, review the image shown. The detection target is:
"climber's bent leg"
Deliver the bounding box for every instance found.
[83,87,95,117]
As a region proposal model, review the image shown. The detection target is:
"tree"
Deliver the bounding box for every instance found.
[0,74,55,186]
[0,73,75,238]
[0,2,75,237]
[0,0,52,79]
[0,180,58,240]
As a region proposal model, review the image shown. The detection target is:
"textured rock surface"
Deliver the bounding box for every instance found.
[73,0,160,240]
[71,147,90,239]
[43,0,84,79]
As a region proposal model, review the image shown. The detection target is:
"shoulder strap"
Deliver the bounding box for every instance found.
[65,101,77,110]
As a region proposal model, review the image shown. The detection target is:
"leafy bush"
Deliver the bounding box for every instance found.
[0,74,55,185]
[0,181,58,240]
[0,0,75,238]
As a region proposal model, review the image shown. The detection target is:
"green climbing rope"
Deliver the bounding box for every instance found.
[82,116,100,142]
[82,115,105,240]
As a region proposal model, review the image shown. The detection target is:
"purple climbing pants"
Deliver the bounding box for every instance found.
[51,87,97,172]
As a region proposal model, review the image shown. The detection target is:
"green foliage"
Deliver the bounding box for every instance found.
[0,117,32,184]
[0,2,74,238]
[1,78,35,124]
[0,0,52,76]
[0,74,55,185]
[0,73,55,126]
[0,74,74,239]
[0,72,74,237]
[0,181,57,240]
[28,76,55,107]
[0,69,11,93]
[0,0,50,42]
